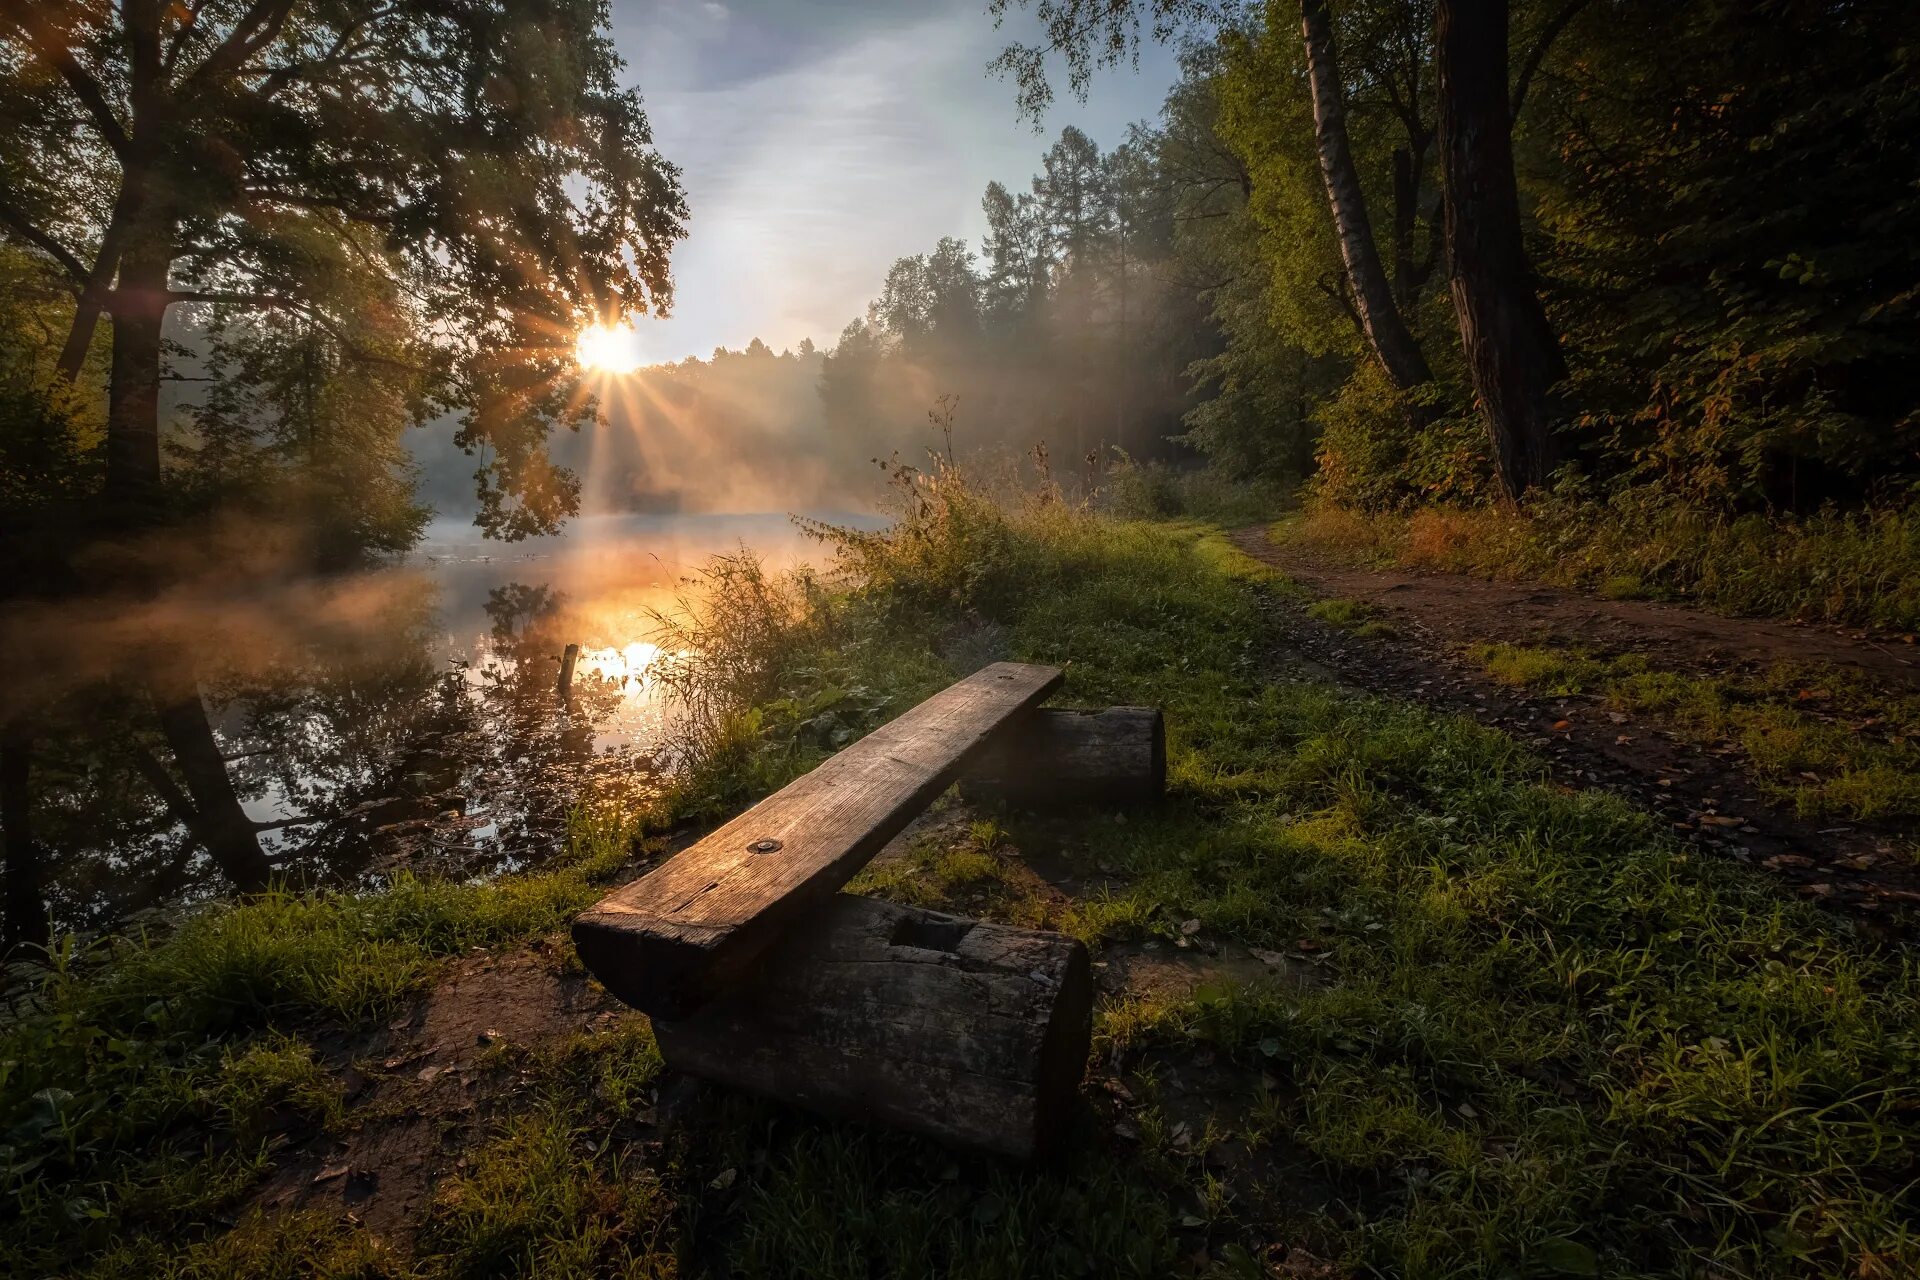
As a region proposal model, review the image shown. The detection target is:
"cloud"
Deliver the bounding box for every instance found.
[605,0,1180,360]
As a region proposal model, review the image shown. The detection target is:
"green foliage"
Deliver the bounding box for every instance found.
[0,0,687,538]
[1102,454,1290,524]
[0,805,637,1276]
[12,497,1920,1276]
[424,1103,675,1278]
[1287,489,1920,632]
[1534,0,1920,509]
[1305,597,1398,639]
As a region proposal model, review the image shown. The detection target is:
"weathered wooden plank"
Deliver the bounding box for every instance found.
[652,894,1092,1160]
[960,706,1164,806]
[574,661,1063,1017]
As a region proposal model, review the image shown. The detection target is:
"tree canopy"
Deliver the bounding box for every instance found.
[0,0,687,538]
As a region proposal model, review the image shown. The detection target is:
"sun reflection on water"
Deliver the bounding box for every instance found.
[577,640,668,693]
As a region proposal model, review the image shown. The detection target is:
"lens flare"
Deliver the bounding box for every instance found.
[575,322,645,374]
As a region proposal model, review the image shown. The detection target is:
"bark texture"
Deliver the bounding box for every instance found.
[104,242,170,510]
[1436,0,1569,497]
[1299,0,1434,390]
[652,894,1093,1160]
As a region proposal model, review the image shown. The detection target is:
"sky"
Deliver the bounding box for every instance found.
[605,0,1182,363]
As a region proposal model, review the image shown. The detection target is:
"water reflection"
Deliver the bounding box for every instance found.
[12,512,877,935]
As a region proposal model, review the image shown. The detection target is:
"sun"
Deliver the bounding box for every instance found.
[575,322,646,374]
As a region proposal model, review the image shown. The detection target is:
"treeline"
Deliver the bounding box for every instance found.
[881,0,1920,515]
[817,125,1213,477]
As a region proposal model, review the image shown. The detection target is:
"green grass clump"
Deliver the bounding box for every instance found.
[425,1103,677,1279]
[1306,596,1401,639]
[1469,641,1920,820]
[0,805,643,1277]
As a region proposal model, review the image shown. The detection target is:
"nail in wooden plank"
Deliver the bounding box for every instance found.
[573,661,1063,1017]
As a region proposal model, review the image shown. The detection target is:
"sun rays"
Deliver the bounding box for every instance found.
[575,321,647,374]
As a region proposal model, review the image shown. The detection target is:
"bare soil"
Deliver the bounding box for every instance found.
[1233,528,1920,934]
[249,943,626,1243]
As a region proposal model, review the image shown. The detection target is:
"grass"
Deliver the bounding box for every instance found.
[1304,596,1400,639]
[1469,640,1920,821]
[1281,492,1920,632]
[7,467,1920,1277]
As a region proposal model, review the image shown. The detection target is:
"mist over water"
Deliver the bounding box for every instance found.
[4,504,882,934]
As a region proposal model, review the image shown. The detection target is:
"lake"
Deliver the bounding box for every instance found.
[19,511,883,932]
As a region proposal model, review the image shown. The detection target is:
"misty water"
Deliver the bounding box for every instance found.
[30,511,882,932]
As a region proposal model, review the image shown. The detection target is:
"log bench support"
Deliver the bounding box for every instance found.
[572,662,1163,1158]
[653,896,1091,1160]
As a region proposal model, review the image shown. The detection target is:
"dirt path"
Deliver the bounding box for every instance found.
[1232,528,1920,935]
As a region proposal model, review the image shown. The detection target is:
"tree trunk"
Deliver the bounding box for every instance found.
[1299,0,1434,391]
[153,676,272,892]
[104,243,172,512]
[1436,0,1568,497]
[1,717,48,953]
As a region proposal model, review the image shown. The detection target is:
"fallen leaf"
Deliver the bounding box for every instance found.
[1552,719,1571,731]
[313,1165,349,1183]
[708,1168,738,1191]
[1698,814,1745,827]
[1249,948,1287,966]
[1179,918,1202,936]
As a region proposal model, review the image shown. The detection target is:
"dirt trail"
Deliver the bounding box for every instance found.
[1232,528,1920,934]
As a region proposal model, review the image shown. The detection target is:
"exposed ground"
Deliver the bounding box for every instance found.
[1234,527,1920,932]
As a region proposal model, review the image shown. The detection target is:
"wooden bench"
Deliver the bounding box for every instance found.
[572,661,1164,1158]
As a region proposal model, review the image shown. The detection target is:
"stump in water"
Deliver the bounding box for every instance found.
[652,894,1092,1160]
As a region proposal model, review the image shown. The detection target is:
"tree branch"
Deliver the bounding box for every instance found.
[0,1,135,157]
[125,740,207,838]
[169,289,427,372]
[1512,0,1593,122]
[182,0,298,89]
[0,189,89,286]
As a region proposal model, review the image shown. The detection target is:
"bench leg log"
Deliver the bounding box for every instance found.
[959,706,1164,807]
[651,895,1092,1161]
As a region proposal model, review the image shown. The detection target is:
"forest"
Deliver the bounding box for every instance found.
[3,1,1919,1278]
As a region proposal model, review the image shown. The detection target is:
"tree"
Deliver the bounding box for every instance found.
[0,1,686,892]
[0,0,686,535]
[1434,0,1564,495]
[1297,0,1433,392]
[981,180,1050,332]
[993,2,1434,396]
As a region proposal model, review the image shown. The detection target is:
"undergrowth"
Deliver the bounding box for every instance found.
[1282,489,1920,631]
